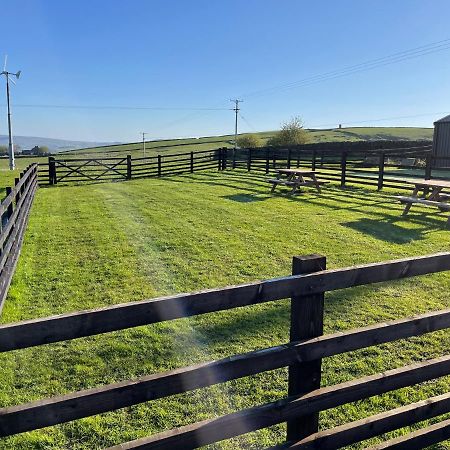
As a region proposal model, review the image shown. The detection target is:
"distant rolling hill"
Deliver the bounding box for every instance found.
[62,127,434,158]
[0,135,120,153]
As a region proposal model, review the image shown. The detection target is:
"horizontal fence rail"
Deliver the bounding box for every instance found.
[270,392,450,449]
[107,356,450,450]
[1,251,450,449]
[1,252,449,351]
[0,164,38,312]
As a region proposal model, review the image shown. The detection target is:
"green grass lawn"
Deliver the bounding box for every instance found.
[1,170,449,449]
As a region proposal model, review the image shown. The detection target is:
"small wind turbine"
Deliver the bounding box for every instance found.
[1,56,21,170]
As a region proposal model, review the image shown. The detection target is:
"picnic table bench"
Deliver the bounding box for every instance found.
[267,168,327,195]
[396,179,450,225]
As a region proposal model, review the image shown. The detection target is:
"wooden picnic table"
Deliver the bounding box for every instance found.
[267,168,327,195]
[396,179,450,224]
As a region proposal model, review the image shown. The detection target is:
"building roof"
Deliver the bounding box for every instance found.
[434,114,450,124]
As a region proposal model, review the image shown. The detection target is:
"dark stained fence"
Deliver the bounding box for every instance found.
[0,251,450,449]
[131,149,218,179]
[49,156,129,184]
[227,143,450,191]
[37,140,450,190]
[38,150,220,185]
[0,164,38,312]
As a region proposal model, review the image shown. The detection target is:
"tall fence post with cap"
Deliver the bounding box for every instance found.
[157,154,162,177]
[287,254,326,441]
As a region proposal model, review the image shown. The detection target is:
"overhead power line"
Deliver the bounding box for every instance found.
[238,112,256,132]
[241,38,450,99]
[0,104,231,111]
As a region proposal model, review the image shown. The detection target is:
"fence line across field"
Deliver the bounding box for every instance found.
[36,140,450,190]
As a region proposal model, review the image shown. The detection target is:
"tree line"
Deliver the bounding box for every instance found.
[0,145,50,156]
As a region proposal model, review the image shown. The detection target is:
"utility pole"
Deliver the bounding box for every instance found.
[230,99,243,149]
[1,57,21,171]
[141,132,147,157]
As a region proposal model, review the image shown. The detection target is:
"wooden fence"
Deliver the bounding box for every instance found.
[225,144,450,191]
[0,164,38,312]
[38,149,219,185]
[1,251,450,449]
[37,141,450,192]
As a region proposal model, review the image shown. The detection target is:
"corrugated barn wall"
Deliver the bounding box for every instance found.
[433,115,450,168]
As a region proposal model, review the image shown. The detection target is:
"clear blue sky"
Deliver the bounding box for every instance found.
[2,0,450,142]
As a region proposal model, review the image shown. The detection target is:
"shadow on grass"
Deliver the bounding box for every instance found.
[343,218,427,243]
[194,284,378,347]
[222,193,271,203]
[158,170,448,233]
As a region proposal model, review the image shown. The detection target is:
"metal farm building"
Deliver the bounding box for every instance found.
[433,114,450,168]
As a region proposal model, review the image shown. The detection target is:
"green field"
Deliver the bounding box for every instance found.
[0,126,433,192]
[58,126,433,159]
[1,169,449,449]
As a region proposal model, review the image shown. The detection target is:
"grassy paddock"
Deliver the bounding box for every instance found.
[0,157,45,193]
[1,170,449,449]
[59,127,433,158]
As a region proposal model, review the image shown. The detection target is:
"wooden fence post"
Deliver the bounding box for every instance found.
[378,152,385,190]
[5,187,13,222]
[297,149,300,168]
[223,148,228,170]
[287,254,326,441]
[232,149,236,169]
[158,154,162,177]
[272,151,276,170]
[341,151,347,187]
[190,151,194,173]
[126,155,132,180]
[15,178,20,206]
[247,149,252,171]
[20,173,25,196]
[265,149,270,174]
[425,153,432,180]
[218,149,222,171]
[48,156,56,185]
[312,150,317,171]
[287,149,292,169]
